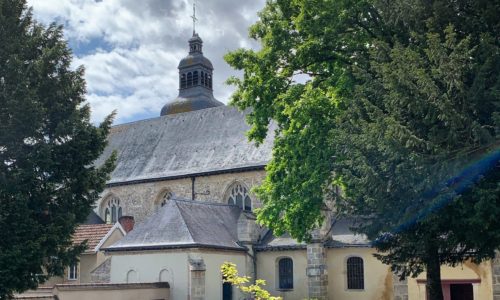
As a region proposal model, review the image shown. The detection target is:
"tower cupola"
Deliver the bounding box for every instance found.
[160,4,223,116]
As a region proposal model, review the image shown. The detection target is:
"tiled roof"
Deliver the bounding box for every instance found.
[94,106,275,185]
[73,224,114,253]
[105,198,245,252]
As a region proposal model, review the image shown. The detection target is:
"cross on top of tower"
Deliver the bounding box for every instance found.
[191,1,198,35]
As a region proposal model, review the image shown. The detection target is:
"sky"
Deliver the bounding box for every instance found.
[27,0,266,124]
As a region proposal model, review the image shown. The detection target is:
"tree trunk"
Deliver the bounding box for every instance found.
[426,243,444,300]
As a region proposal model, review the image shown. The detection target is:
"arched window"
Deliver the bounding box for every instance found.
[187,72,193,87]
[103,196,122,224]
[347,257,364,290]
[156,190,173,211]
[204,73,208,87]
[278,257,293,289]
[126,270,138,283]
[193,71,199,85]
[159,269,169,282]
[201,71,205,85]
[226,182,252,211]
[180,73,186,89]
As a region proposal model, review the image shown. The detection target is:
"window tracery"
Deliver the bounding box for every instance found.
[226,183,252,211]
[156,190,173,211]
[103,196,122,224]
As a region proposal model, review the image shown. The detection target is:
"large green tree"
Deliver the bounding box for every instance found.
[0,0,114,297]
[225,1,500,299]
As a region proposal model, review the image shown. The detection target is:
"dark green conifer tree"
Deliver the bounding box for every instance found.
[225,1,499,299]
[0,0,115,297]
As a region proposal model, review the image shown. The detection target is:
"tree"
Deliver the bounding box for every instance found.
[0,0,115,297]
[225,1,500,299]
[221,262,282,300]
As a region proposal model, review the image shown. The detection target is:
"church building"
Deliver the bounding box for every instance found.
[82,29,499,300]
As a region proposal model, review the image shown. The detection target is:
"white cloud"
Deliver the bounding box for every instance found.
[27,0,265,124]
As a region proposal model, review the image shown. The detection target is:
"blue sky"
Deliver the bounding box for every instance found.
[27,0,265,124]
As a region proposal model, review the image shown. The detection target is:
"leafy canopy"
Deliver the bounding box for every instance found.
[225,0,499,292]
[0,0,115,297]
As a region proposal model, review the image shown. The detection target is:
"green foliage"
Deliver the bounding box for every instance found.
[0,0,115,297]
[221,262,282,300]
[226,1,499,299]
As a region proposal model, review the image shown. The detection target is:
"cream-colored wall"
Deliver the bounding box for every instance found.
[256,248,393,300]
[53,284,169,300]
[78,227,125,283]
[327,248,393,300]
[408,260,493,300]
[97,170,266,223]
[256,250,309,300]
[109,248,248,300]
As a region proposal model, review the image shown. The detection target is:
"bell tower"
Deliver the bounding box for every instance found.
[160,3,223,116]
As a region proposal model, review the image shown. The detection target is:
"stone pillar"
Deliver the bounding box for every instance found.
[493,251,500,300]
[306,241,328,299]
[189,257,206,300]
[393,273,408,300]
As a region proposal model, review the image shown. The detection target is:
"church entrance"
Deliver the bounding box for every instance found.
[222,282,232,300]
[450,283,473,300]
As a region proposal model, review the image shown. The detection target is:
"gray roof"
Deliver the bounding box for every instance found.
[105,198,245,252]
[160,86,223,116]
[256,218,370,251]
[96,106,274,185]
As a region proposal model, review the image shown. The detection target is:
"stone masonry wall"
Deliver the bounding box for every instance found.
[393,273,408,300]
[493,251,500,300]
[97,170,266,223]
[307,243,328,300]
[90,258,111,283]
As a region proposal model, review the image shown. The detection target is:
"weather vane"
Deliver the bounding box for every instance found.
[191,1,198,35]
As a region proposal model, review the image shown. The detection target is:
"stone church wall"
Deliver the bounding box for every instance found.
[96,170,266,223]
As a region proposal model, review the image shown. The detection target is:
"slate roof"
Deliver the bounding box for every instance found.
[73,224,115,253]
[83,211,105,225]
[96,106,274,185]
[105,198,245,252]
[255,218,370,251]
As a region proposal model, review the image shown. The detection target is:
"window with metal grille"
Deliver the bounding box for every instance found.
[278,257,293,289]
[347,257,364,289]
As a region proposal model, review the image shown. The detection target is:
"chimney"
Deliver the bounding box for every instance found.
[118,216,135,233]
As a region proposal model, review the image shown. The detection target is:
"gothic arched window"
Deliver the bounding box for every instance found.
[347,257,364,290]
[193,71,199,85]
[180,73,186,89]
[103,196,122,224]
[156,190,173,211]
[187,72,193,87]
[278,257,293,289]
[226,183,252,211]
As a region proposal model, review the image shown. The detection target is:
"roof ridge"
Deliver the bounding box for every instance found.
[111,105,233,128]
[173,200,195,244]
